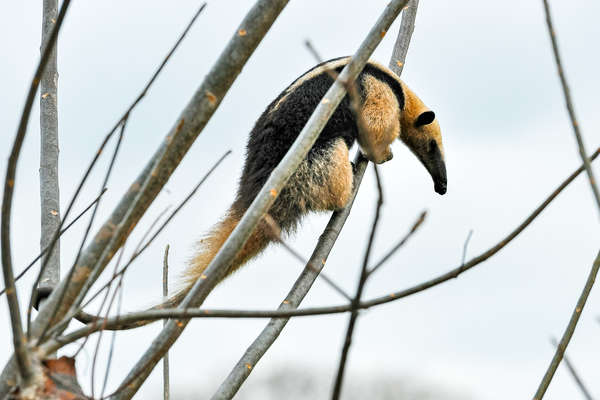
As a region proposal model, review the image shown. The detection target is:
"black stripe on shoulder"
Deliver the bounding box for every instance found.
[363,63,405,110]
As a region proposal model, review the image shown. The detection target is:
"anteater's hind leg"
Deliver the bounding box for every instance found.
[275,137,354,221]
[307,138,354,211]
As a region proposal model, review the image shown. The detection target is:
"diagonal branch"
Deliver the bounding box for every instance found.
[541,0,600,213]
[389,0,419,76]
[367,210,426,276]
[549,337,594,400]
[533,250,600,399]
[0,188,106,297]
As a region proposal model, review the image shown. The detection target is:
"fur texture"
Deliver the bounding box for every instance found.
[171,57,446,305]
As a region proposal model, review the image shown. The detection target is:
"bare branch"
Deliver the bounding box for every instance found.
[0,188,106,298]
[461,229,473,266]
[549,337,594,400]
[163,245,170,400]
[367,210,426,276]
[100,283,124,399]
[533,250,600,399]
[0,0,72,386]
[39,0,61,304]
[33,118,126,341]
[263,214,352,301]
[331,164,383,400]
[541,0,600,213]
[389,0,418,75]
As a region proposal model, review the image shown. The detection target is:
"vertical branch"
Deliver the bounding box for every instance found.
[541,0,600,213]
[39,0,61,305]
[533,250,600,399]
[162,245,170,400]
[330,165,383,400]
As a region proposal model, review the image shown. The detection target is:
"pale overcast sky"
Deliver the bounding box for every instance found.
[1,1,599,399]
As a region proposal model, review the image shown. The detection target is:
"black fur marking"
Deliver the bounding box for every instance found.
[414,111,435,127]
[233,58,404,230]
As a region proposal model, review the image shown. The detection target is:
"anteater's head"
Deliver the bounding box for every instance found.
[399,82,447,195]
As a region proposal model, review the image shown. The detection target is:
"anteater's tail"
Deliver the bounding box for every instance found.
[164,205,273,308]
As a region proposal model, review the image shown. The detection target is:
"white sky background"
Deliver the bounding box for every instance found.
[1,0,599,399]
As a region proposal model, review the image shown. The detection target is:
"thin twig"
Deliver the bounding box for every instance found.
[533,250,600,399]
[331,165,383,400]
[0,0,71,385]
[367,210,426,276]
[47,151,230,335]
[39,0,61,307]
[0,188,106,297]
[461,229,473,266]
[100,280,124,399]
[89,244,128,398]
[163,245,170,400]
[263,215,352,301]
[112,2,408,397]
[549,337,594,400]
[541,0,600,213]
[41,147,600,346]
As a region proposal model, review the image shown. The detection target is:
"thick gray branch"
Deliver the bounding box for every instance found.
[389,0,418,76]
[39,0,61,293]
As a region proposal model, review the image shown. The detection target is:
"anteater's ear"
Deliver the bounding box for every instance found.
[414,111,435,127]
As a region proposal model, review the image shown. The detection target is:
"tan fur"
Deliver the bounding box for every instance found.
[281,138,353,213]
[311,138,353,210]
[358,74,400,164]
[178,210,272,297]
[399,81,444,158]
